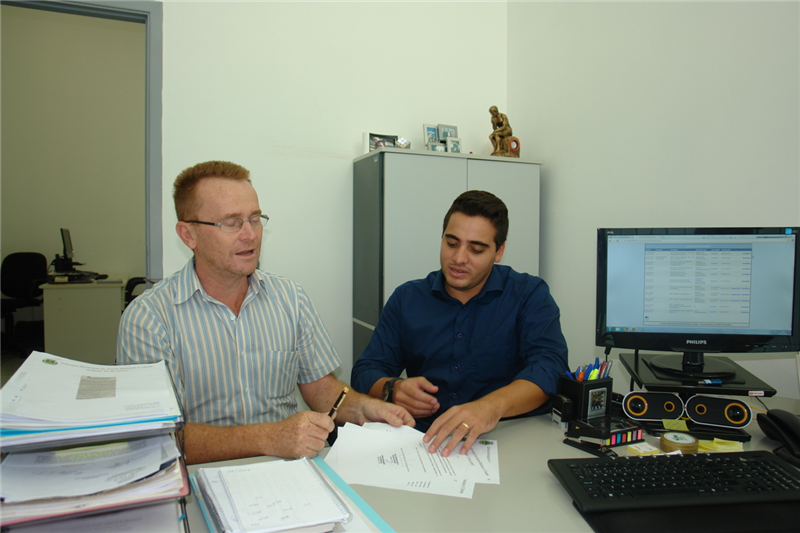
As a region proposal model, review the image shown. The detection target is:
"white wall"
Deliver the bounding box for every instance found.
[159,1,800,395]
[161,1,509,381]
[507,1,800,386]
[1,6,146,282]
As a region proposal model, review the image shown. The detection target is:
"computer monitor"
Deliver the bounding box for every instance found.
[596,227,800,379]
[60,228,74,259]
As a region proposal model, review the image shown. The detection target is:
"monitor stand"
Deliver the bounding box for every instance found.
[649,351,739,379]
[619,352,777,397]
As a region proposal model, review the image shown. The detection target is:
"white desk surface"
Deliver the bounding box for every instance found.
[185,395,800,533]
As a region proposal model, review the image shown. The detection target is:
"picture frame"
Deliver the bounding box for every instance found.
[423,124,439,146]
[446,137,462,154]
[368,133,398,151]
[437,124,458,141]
[428,142,446,153]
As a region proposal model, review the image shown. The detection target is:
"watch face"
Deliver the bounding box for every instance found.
[382,380,391,402]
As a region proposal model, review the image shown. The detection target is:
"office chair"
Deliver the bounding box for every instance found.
[124,277,148,308]
[1,252,48,352]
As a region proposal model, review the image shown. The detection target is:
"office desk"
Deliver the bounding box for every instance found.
[40,279,124,364]
[186,395,799,533]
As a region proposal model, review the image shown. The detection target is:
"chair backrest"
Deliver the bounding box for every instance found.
[125,277,148,307]
[1,252,49,299]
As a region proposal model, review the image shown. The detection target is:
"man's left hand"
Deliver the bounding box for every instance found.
[359,397,416,428]
[422,400,501,457]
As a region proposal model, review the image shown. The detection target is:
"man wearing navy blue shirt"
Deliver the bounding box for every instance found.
[351,190,568,457]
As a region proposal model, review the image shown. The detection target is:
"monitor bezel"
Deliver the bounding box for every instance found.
[595,227,800,356]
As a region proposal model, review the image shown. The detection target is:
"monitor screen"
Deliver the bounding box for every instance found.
[60,228,74,259]
[596,227,800,378]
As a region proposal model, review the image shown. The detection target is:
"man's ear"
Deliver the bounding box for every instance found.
[494,242,506,263]
[176,221,198,251]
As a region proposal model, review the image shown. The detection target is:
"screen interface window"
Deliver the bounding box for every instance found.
[605,234,796,336]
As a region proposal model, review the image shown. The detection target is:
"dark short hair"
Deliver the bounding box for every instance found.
[442,190,509,249]
[173,161,251,221]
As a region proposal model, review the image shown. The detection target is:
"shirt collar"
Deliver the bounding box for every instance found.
[173,257,264,305]
[431,265,503,303]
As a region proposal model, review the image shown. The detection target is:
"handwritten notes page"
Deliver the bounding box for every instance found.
[198,457,349,533]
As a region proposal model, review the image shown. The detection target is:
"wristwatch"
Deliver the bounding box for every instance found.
[381,377,402,403]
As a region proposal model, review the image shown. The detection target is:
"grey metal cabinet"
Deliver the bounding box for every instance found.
[353,148,540,360]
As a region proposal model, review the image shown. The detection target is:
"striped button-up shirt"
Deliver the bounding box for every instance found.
[117,259,340,426]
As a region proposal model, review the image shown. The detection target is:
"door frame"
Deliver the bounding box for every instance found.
[2,0,163,281]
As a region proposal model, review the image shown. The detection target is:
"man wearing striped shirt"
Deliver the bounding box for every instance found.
[118,161,413,464]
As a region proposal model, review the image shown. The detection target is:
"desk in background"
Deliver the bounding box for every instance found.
[40,279,124,365]
[185,396,800,533]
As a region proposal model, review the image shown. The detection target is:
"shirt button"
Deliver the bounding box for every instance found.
[451,393,458,399]
[457,333,463,339]
[454,364,460,370]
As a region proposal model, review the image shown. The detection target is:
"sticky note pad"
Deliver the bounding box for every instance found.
[628,442,659,455]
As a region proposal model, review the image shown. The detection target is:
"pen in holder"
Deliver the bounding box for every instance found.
[558,374,613,420]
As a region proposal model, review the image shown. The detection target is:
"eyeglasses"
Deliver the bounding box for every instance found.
[185,214,269,233]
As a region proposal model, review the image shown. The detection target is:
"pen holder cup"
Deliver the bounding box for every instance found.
[558,375,613,420]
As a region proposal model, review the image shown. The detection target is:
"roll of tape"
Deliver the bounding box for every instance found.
[660,432,698,454]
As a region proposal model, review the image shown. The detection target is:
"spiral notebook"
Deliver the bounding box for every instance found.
[195,457,350,533]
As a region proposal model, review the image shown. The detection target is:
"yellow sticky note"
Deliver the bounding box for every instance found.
[662,419,690,431]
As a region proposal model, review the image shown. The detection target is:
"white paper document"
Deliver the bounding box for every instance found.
[325,423,499,498]
[0,352,183,449]
[1,435,180,502]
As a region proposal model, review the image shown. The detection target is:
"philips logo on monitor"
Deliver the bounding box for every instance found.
[686,340,707,345]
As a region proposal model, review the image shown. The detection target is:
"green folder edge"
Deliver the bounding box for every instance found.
[189,456,396,533]
[312,456,396,533]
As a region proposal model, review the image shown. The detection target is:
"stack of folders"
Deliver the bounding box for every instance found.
[193,457,352,533]
[0,352,184,452]
[0,352,190,531]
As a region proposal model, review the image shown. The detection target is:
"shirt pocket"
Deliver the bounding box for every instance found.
[248,349,301,400]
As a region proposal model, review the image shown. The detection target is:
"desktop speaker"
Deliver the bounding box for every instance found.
[622,392,683,421]
[684,395,752,428]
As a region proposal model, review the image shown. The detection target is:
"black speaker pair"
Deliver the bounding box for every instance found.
[622,391,751,428]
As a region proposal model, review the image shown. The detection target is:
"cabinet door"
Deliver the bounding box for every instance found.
[383,153,465,302]
[467,159,540,276]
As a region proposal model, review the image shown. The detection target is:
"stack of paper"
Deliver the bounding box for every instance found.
[194,457,352,533]
[0,435,191,528]
[0,352,190,529]
[325,423,500,499]
[0,352,184,451]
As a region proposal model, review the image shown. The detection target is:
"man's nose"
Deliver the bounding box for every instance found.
[453,245,469,264]
[239,220,258,240]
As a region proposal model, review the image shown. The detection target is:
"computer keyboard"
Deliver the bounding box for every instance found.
[548,450,800,514]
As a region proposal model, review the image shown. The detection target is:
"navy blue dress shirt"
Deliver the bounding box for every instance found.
[351,264,569,430]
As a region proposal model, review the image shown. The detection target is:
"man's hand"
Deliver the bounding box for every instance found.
[422,399,502,457]
[393,377,440,418]
[267,410,336,459]
[181,410,335,464]
[353,395,416,428]
[422,380,549,457]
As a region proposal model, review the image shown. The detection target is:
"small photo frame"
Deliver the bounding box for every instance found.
[437,124,458,140]
[369,133,398,151]
[428,142,446,152]
[446,137,461,154]
[423,124,439,146]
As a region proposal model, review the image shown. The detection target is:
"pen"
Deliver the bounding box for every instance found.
[588,368,599,380]
[602,360,613,378]
[577,367,585,381]
[598,361,607,377]
[328,386,349,417]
